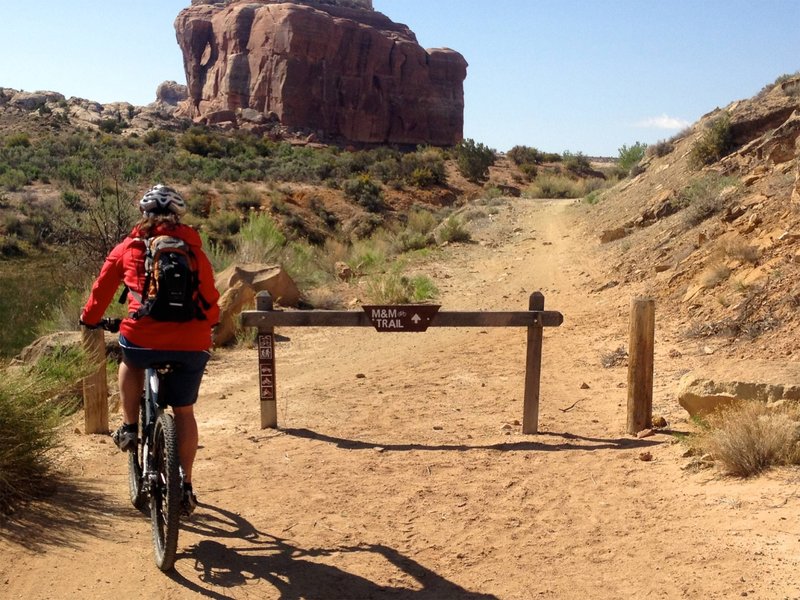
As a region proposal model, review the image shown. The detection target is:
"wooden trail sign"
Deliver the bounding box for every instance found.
[242,291,563,434]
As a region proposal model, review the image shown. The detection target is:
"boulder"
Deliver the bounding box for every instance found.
[173,0,467,145]
[16,331,121,365]
[215,263,301,305]
[213,263,300,347]
[678,363,800,418]
[600,227,628,244]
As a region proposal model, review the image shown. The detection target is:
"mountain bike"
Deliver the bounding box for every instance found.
[96,318,184,571]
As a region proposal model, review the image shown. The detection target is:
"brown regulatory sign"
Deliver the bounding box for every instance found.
[362,304,441,332]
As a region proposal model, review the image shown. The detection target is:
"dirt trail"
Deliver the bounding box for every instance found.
[3,199,800,599]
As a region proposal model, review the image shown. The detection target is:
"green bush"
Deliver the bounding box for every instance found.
[561,151,593,177]
[343,174,384,212]
[365,269,438,304]
[5,133,31,148]
[524,174,584,199]
[689,113,733,168]
[617,142,647,175]
[61,190,84,211]
[98,118,125,134]
[507,145,544,165]
[235,213,285,264]
[436,216,471,243]
[455,139,495,182]
[1,168,28,191]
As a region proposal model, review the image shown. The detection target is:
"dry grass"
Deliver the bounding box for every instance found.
[699,263,732,288]
[699,401,800,477]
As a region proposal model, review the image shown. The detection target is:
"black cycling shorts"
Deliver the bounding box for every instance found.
[119,334,211,408]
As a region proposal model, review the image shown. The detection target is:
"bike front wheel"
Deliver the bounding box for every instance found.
[150,412,181,571]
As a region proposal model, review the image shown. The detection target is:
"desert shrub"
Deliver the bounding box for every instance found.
[401,148,447,187]
[436,216,471,243]
[561,151,593,177]
[617,142,647,175]
[689,113,733,168]
[0,348,92,512]
[519,163,538,179]
[524,174,583,199]
[235,213,285,263]
[98,118,125,134]
[365,269,438,304]
[61,190,84,211]
[722,237,759,264]
[205,211,241,247]
[699,401,800,477]
[508,145,544,166]
[233,184,262,213]
[647,139,674,158]
[455,138,495,182]
[142,130,174,147]
[678,174,739,226]
[5,133,31,148]
[343,174,384,212]
[0,235,23,258]
[1,168,28,191]
[584,190,602,205]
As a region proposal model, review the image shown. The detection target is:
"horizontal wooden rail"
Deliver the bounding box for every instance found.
[241,309,564,329]
[242,292,563,434]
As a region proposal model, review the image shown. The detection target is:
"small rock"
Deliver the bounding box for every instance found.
[637,429,655,439]
[74,428,81,435]
[639,451,653,462]
[580,382,590,390]
[433,425,444,430]
[356,373,366,379]
[512,419,521,426]
[500,423,513,431]
[652,416,668,428]
[668,349,682,359]
[703,346,715,355]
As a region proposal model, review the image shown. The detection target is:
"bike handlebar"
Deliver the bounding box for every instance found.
[81,317,122,333]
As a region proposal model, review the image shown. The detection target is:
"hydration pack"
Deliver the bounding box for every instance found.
[127,236,208,322]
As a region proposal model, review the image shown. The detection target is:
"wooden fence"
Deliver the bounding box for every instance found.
[241,291,563,434]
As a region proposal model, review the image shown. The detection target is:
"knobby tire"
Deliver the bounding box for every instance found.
[151,413,181,571]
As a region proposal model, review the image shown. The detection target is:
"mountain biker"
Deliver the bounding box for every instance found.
[80,184,220,516]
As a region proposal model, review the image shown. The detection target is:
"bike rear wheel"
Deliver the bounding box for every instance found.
[150,413,181,571]
[127,396,148,514]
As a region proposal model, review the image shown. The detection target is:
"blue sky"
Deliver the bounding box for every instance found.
[2,1,798,156]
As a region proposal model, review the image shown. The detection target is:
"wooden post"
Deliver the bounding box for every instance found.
[627,298,655,435]
[82,327,109,434]
[256,292,277,429]
[522,292,545,434]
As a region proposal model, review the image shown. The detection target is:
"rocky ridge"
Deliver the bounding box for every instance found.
[586,75,800,362]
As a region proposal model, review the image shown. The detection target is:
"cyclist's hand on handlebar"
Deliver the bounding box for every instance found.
[80,318,121,333]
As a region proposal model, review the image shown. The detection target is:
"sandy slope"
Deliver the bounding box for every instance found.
[3,198,800,600]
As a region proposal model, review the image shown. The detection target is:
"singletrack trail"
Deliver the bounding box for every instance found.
[3,198,800,599]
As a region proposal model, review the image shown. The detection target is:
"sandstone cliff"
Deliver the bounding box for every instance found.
[174,0,467,145]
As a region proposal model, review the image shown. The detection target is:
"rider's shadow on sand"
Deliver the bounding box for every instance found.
[172,503,498,600]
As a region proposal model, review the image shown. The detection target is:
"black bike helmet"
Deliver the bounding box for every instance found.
[138,184,187,217]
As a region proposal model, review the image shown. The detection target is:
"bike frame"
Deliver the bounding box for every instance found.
[139,367,170,496]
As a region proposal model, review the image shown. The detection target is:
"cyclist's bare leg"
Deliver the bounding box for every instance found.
[172,405,198,484]
[119,362,145,425]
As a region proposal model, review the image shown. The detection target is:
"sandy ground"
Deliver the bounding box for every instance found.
[3,198,800,599]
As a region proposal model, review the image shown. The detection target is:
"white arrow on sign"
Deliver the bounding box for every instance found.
[411,314,422,324]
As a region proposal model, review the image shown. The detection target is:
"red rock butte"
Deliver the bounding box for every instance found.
[174,0,468,146]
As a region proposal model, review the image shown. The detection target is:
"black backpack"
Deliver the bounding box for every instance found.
[124,236,208,322]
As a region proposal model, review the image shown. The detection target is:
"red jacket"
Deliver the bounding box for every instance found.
[81,223,220,351]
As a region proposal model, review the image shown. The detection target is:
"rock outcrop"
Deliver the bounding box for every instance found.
[174,0,467,145]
